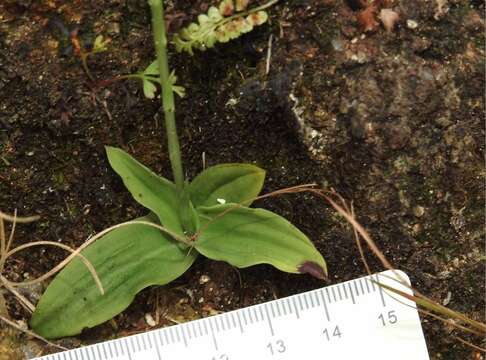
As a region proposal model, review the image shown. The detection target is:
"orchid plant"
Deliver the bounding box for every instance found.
[30,0,327,339]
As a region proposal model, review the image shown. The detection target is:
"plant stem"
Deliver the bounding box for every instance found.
[148,0,195,234]
[148,0,185,194]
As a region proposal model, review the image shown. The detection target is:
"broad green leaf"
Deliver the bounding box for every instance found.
[189,164,265,208]
[30,215,197,339]
[106,146,183,235]
[196,204,327,279]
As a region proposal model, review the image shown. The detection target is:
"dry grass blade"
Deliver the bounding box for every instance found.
[0,211,40,223]
[453,336,486,353]
[0,275,35,312]
[194,183,319,238]
[0,314,67,351]
[5,241,104,295]
[377,280,486,335]
[350,202,371,274]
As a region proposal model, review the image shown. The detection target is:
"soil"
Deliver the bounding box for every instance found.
[0,0,484,359]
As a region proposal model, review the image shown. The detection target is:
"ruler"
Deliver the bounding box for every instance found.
[34,270,429,360]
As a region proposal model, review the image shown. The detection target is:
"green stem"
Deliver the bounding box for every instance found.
[80,53,95,81]
[148,0,195,234]
[148,0,185,193]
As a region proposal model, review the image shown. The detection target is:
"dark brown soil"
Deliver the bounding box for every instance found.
[0,0,484,359]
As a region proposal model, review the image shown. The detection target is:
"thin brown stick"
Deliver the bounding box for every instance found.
[377,278,486,334]
[372,276,484,337]
[0,211,40,223]
[0,217,5,261]
[0,314,68,351]
[453,335,486,353]
[6,210,17,254]
[419,309,484,337]
[4,220,187,296]
[194,183,319,239]
[350,202,371,274]
[5,241,104,295]
[0,276,35,312]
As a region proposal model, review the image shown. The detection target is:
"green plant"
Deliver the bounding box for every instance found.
[111,0,276,98]
[72,34,110,81]
[30,0,326,339]
[173,0,275,55]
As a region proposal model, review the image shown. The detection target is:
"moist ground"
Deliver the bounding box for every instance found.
[0,0,484,359]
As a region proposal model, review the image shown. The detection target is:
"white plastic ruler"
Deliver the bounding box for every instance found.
[34,270,429,360]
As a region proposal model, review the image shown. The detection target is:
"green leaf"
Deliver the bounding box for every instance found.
[106,146,183,234]
[139,62,185,98]
[143,60,158,76]
[196,204,327,279]
[92,35,109,53]
[143,79,157,99]
[31,216,198,339]
[189,164,265,208]
[172,2,269,54]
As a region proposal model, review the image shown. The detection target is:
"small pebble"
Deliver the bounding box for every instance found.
[442,291,452,306]
[145,313,156,327]
[199,274,210,284]
[407,19,418,29]
[379,9,400,33]
[413,205,425,217]
[331,38,344,51]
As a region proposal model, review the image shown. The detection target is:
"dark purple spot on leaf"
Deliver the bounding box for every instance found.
[298,261,327,280]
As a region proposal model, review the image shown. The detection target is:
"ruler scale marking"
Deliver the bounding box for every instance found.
[34,271,428,360]
[297,294,305,311]
[190,321,197,339]
[291,296,300,319]
[365,278,371,293]
[342,283,348,299]
[175,326,182,343]
[95,345,102,359]
[180,325,188,347]
[264,304,275,336]
[353,279,360,296]
[247,307,254,323]
[208,318,218,350]
[325,288,332,303]
[241,308,248,326]
[308,293,316,308]
[348,282,356,304]
[359,278,365,295]
[219,314,226,331]
[331,286,337,302]
[270,301,277,318]
[312,290,320,307]
[282,298,288,315]
[376,274,387,307]
[150,331,162,360]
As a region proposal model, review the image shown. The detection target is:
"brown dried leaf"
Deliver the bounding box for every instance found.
[357,5,379,32]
